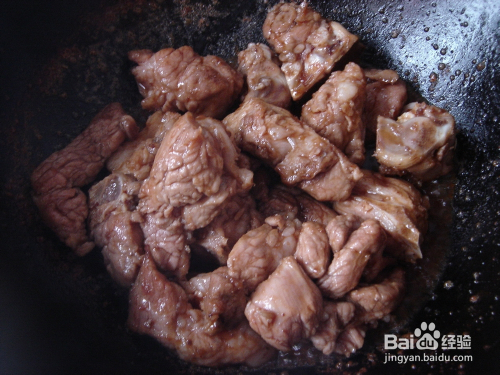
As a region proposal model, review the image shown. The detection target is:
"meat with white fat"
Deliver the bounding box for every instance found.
[263,1,358,100]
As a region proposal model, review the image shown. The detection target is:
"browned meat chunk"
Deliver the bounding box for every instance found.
[294,221,330,279]
[128,255,276,367]
[296,146,363,202]
[227,215,302,291]
[31,103,139,255]
[263,1,358,100]
[375,102,456,181]
[183,267,247,326]
[244,256,324,351]
[295,191,338,226]
[325,214,359,253]
[333,325,366,356]
[301,62,367,164]
[138,113,253,278]
[223,98,362,201]
[334,170,429,261]
[107,111,181,180]
[363,69,407,139]
[88,173,143,286]
[318,219,386,299]
[347,267,405,324]
[238,43,291,108]
[129,46,243,119]
[193,193,263,265]
[310,301,355,355]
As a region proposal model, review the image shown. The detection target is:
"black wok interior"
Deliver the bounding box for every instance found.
[1,0,499,374]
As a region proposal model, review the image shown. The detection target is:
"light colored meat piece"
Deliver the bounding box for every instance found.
[325,214,359,253]
[301,62,367,164]
[107,111,181,180]
[223,98,362,201]
[347,267,406,324]
[333,325,366,357]
[31,103,139,255]
[227,215,302,291]
[263,1,358,100]
[129,46,243,119]
[244,256,324,351]
[193,193,263,265]
[128,255,276,367]
[238,43,291,108]
[294,221,330,279]
[375,102,456,181]
[295,191,338,226]
[318,219,386,299]
[88,173,143,287]
[138,113,253,277]
[363,69,407,138]
[183,267,247,326]
[334,170,429,262]
[310,301,355,355]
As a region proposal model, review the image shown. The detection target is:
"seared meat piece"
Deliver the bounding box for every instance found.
[263,1,358,100]
[194,193,263,265]
[183,267,247,326]
[295,190,337,226]
[88,173,143,287]
[128,255,276,367]
[245,256,324,351]
[325,214,359,253]
[129,46,243,119]
[347,267,405,324]
[294,221,330,279]
[363,69,407,139]
[318,219,386,299]
[223,98,362,201]
[310,301,355,355]
[334,170,429,261]
[227,215,302,291]
[31,103,139,255]
[138,113,253,277]
[301,62,367,164]
[297,146,363,202]
[333,325,366,357]
[238,43,291,108]
[107,111,181,180]
[375,102,456,181]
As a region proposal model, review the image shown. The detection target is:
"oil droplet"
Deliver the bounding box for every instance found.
[382,17,388,23]
[450,75,455,81]
[440,47,447,55]
[477,61,486,71]
[460,21,469,27]
[438,63,446,70]
[444,280,454,289]
[426,36,431,41]
[424,26,429,32]
[429,72,438,82]
[470,294,480,303]
[432,43,439,50]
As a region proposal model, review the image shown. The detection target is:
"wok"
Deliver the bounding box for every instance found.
[0,0,499,373]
